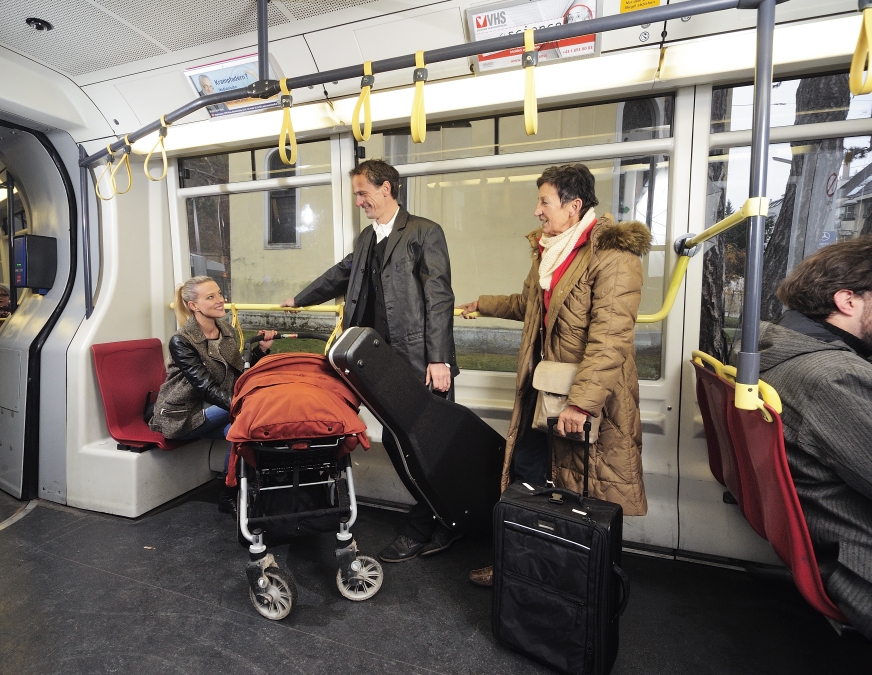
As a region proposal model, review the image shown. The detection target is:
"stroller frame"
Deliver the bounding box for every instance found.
[238,435,383,620]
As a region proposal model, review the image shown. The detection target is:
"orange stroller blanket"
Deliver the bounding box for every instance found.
[225,353,370,486]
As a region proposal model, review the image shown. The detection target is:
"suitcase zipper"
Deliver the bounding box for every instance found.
[504,520,591,551]
[502,569,587,606]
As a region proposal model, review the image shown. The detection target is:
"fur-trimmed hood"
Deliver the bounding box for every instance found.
[525,214,652,257]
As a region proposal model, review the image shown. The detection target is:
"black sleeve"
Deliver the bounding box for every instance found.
[168,335,232,410]
[249,344,269,368]
[294,251,355,307]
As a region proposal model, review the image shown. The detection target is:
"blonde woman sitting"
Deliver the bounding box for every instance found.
[149,276,275,512]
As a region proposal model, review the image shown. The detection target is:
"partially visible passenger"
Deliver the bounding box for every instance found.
[149,276,275,513]
[757,236,872,637]
[0,284,10,318]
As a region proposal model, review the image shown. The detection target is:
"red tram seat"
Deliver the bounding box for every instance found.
[692,360,764,533]
[91,339,186,451]
[691,351,850,625]
[728,401,850,624]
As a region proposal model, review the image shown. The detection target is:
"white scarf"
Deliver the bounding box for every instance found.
[539,209,597,291]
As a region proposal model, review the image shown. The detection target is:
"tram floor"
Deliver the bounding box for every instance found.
[0,480,869,675]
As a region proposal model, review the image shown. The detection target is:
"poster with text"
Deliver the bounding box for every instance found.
[465,0,601,74]
[184,54,280,118]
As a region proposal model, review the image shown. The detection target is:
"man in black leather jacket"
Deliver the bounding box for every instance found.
[282,159,460,562]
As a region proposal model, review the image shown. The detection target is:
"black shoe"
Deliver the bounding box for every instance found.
[218,488,237,516]
[419,524,463,557]
[378,534,425,563]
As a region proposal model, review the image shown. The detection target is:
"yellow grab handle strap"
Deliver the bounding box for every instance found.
[352,62,373,142]
[278,79,298,166]
[523,29,538,136]
[410,51,428,144]
[144,116,170,182]
[851,9,872,95]
[95,144,116,201]
[110,135,133,195]
[229,304,245,353]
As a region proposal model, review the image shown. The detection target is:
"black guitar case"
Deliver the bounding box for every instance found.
[328,326,505,533]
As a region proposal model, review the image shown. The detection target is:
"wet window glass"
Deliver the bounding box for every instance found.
[184,185,333,303]
[178,139,330,187]
[406,156,668,379]
[711,73,872,133]
[701,73,872,361]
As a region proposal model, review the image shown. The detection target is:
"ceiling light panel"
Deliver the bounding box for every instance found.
[0,0,165,77]
[275,0,382,21]
[93,0,289,52]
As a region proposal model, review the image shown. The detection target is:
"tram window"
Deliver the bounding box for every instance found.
[185,185,333,303]
[711,72,872,132]
[403,157,667,378]
[179,139,330,187]
[358,96,673,165]
[700,72,872,361]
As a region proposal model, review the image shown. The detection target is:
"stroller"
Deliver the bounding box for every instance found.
[226,334,383,621]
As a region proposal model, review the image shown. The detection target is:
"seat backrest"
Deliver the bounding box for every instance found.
[728,402,849,624]
[91,339,182,451]
[692,361,767,537]
[693,362,751,500]
[692,361,728,487]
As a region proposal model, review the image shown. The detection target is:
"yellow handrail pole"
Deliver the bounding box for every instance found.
[277,79,298,166]
[638,197,768,323]
[523,29,538,136]
[351,62,374,142]
[637,256,690,324]
[144,115,171,182]
[691,349,781,420]
[850,6,872,95]
[410,51,428,144]
[686,197,769,249]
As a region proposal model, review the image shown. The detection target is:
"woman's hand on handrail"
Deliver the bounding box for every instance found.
[280,297,301,311]
[457,301,479,319]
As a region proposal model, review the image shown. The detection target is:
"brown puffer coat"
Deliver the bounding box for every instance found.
[477,214,650,516]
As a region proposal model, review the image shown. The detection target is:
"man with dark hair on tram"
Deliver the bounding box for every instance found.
[280,158,460,563]
[757,236,872,638]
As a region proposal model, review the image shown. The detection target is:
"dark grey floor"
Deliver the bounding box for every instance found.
[0,481,869,675]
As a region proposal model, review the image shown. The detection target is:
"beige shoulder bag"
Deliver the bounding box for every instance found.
[531,360,601,442]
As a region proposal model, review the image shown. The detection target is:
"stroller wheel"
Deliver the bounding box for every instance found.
[336,555,384,601]
[249,566,297,620]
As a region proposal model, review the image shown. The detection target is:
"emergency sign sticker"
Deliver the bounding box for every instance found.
[465,0,602,74]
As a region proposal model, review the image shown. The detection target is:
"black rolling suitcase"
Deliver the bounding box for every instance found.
[328,326,505,532]
[492,419,630,675]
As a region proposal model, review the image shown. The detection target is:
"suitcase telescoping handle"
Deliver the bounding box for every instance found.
[546,416,592,498]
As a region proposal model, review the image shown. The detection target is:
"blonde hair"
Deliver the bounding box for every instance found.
[173,275,214,327]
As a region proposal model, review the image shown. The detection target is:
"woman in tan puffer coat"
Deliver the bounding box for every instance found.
[460,164,650,520]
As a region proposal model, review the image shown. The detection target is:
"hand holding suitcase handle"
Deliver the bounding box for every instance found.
[546,416,592,497]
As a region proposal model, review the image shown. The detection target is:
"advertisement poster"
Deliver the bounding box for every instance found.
[465,0,601,74]
[184,54,280,118]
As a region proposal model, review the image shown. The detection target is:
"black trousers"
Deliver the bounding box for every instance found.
[511,385,550,486]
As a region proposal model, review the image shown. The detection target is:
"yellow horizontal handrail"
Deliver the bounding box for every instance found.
[168,303,342,313]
